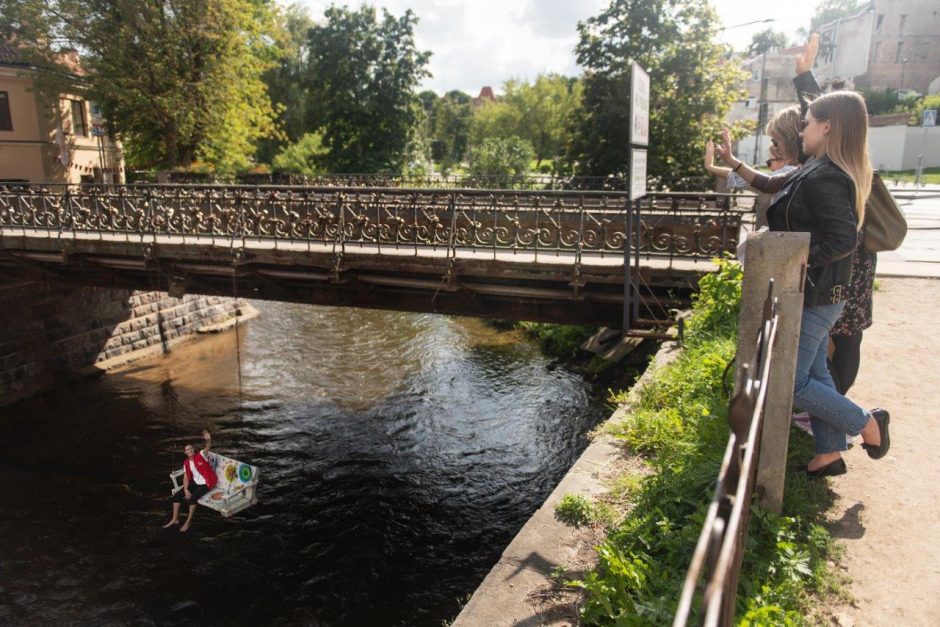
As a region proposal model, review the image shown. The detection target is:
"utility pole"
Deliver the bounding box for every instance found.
[753,52,768,165]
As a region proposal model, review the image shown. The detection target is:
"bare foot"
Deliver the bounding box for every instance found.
[180,522,191,533]
[163,519,179,528]
[860,416,881,447]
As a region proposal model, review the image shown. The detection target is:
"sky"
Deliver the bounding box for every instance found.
[294,0,821,95]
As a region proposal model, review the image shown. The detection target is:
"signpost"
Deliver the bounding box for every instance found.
[916,109,937,188]
[625,61,650,332]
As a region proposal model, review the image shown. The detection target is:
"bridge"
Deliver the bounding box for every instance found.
[0,183,752,336]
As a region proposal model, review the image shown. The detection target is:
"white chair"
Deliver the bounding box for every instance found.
[170,452,259,518]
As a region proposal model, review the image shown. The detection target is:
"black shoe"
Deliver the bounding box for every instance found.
[862,408,890,460]
[806,457,847,479]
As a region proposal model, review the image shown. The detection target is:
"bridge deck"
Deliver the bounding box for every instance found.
[0,184,749,330]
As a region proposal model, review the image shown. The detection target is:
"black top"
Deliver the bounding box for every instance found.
[767,155,858,306]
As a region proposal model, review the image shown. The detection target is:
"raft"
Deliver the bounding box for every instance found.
[170,452,259,517]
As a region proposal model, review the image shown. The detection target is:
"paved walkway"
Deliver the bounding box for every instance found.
[877,189,940,278]
[823,277,940,625]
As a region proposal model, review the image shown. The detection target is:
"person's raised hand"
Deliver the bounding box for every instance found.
[704,140,715,168]
[796,33,820,75]
[716,128,736,164]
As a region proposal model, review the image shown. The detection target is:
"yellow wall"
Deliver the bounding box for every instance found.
[0,66,48,182]
[0,65,124,184]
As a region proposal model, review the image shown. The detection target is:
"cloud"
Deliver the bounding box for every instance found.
[294,0,602,94]
[291,0,818,94]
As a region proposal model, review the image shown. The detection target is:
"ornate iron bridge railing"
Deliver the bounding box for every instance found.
[125,170,717,192]
[673,280,780,626]
[0,183,753,264]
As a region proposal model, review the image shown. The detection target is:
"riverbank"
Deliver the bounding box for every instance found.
[455,260,849,624]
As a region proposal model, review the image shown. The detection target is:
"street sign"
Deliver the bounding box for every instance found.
[923,109,937,127]
[630,149,647,200]
[630,61,649,146]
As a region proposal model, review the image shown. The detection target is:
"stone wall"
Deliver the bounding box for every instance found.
[0,281,253,406]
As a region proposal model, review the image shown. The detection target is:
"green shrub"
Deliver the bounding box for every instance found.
[555,494,595,527]
[516,322,595,359]
[272,133,327,174]
[467,136,535,185]
[573,259,840,625]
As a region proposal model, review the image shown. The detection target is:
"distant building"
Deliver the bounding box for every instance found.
[728,0,940,166]
[471,86,497,108]
[855,0,940,95]
[0,40,125,184]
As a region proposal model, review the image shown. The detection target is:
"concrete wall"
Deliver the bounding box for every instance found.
[870,124,940,170]
[736,124,940,171]
[0,282,249,406]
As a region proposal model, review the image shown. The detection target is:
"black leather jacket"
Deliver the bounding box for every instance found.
[766,155,858,306]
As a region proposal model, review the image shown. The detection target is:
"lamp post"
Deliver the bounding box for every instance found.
[718,18,777,165]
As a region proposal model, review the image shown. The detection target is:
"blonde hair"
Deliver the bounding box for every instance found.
[808,91,873,227]
[765,105,802,164]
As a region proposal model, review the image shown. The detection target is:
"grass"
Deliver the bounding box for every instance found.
[881,167,940,185]
[566,259,844,625]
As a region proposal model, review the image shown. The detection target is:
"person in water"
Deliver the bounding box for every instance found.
[164,430,218,532]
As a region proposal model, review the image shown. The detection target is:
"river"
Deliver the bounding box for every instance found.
[0,301,609,625]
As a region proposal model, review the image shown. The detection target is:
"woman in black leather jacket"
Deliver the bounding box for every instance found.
[723,90,890,477]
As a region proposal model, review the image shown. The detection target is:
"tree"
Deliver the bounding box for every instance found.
[304,5,431,173]
[809,0,865,30]
[468,136,534,186]
[430,91,472,168]
[469,99,521,151]
[271,132,327,174]
[257,3,316,164]
[0,0,282,172]
[468,74,581,169]
[747,29,790,57]
[562,0,748,183]
[503,75,582,168]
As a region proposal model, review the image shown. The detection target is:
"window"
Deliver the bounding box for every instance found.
[0,92,11,131]
[874,42,882,62]
[896,42,904,64]
[899,15,907,36]
[922,42,930,61]
[70,99,87,136]
[876,14,884,31]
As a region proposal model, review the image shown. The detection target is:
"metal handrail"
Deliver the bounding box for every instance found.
[673,279,779,626]
[0,183,749,262]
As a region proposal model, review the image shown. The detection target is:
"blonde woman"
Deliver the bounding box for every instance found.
[704,106,802,199]
[721,91,889,477]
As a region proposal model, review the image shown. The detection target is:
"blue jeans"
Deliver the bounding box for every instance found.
[793,303,870,454]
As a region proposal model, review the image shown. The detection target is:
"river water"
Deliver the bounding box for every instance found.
[0,302,609,626]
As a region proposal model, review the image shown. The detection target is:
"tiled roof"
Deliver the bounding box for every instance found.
[0,39,30,67]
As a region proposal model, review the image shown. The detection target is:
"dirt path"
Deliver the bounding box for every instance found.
[824,278,940,626]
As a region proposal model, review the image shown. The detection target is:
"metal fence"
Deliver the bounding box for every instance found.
[0,183,751,264]
[673,279,779,626]
[125,170,717,192]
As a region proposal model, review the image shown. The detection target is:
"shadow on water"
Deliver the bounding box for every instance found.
[0,302,610,626]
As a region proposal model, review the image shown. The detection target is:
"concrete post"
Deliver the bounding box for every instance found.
[734,231,810,513]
